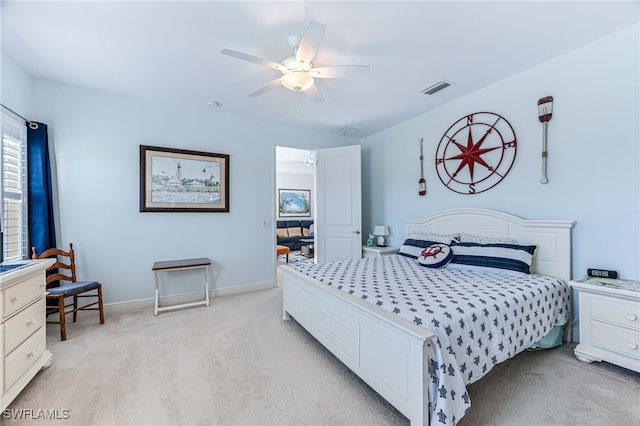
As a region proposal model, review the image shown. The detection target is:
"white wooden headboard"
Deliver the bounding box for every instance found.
[403,208,574,282]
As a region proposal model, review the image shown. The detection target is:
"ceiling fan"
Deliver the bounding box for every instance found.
[221,21,370,103]
[303,151,316,166]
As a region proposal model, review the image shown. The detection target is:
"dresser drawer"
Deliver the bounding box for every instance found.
[591,295,640,331]
[4,328,45,392]
[3,299,45,356]
[592,323,640,360]
[2,273,45,319]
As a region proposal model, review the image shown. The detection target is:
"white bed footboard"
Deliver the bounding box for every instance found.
[282,265,435,425]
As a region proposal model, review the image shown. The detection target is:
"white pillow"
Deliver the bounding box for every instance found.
[407,232,460,241]
[459,232,518,245]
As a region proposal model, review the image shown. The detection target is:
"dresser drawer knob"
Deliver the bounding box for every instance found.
[626,314,638,321]
[27,349,38,358]
[26,318,37,326]
[627,343,639,350]
[11,295,20,303]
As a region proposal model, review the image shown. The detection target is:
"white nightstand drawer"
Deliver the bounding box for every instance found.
[362,246,398,258]
[4,299,45,355]
[592,323,640,360]
[4,328,45,392]
[2,273,44,319]
[592,295,640,331]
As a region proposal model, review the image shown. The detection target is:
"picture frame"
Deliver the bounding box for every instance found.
[140,145,229,212]
[278,189,311,217]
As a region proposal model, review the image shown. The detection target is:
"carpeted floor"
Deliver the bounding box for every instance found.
[5,282,640,426]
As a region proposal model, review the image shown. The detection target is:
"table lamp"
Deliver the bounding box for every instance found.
[373,225,390,247]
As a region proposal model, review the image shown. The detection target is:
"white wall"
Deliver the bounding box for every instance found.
[2,55,355,305]
[362,24,640,281]
[1,54,33,117]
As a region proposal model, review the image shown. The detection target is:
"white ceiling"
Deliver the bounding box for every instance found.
[2,1,638,138]
[276,146,314,174]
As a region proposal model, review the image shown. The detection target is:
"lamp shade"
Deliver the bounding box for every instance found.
[373,226,390,236]
[373,225,389,247]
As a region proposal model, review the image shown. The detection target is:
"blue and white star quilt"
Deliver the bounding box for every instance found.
[293,254,570,425]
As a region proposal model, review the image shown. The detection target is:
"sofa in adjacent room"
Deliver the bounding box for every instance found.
[276,220,313,250]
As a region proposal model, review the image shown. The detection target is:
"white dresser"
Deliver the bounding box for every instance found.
[1,259,55,411]
[570,277,640,373]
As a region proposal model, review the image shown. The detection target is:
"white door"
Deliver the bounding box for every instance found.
[315,145,362,263]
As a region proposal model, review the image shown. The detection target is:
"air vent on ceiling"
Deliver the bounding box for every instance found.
[335,126,362,137]
[420,80,454,95]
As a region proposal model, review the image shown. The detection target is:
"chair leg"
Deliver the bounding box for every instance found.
[97,285,105,324]
[58,296,67,341]
[75,294,82,322]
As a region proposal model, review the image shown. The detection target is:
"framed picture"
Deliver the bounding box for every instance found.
[278,189,311,217]
[140,145,229,212]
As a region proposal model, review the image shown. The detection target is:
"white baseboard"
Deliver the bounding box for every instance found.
[103,280,276,316]
[212,280,275,297]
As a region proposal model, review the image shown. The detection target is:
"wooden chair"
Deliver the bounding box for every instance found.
[32,243,104,341]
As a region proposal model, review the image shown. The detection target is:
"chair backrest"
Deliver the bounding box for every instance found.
[32,243,77,285]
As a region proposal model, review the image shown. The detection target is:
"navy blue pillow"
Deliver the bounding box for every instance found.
[448,242,537,275]
[398,233,457,259]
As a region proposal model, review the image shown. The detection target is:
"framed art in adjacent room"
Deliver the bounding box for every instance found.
[140,145,229,212]
[278,189,311,217]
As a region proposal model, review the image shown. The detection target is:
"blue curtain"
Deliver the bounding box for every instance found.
[27,122,56,254]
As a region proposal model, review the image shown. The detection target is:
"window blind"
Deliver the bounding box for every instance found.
[1,111,28,261]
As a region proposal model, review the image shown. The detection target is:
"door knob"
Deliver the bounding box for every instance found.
[352,230,360,234]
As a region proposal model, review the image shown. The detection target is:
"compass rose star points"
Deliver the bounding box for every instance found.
[447,128,500,180]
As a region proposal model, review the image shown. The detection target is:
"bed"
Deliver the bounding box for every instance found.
[280,208,574,425]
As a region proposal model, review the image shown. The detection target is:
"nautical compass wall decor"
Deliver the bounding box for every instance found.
[435,112,517,194]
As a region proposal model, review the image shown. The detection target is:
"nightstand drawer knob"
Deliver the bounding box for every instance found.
[626,314,638,321]
[627,343,638,350]
[11,295,20,303]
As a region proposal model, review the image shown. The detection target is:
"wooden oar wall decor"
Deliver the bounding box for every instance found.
[538,96,554,184]
[418,137,426,196]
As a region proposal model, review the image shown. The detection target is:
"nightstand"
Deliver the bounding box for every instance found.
[570,276,640,373]
[362,245,399,258]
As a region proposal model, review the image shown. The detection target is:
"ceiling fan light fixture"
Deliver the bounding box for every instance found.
[282,71,314,92]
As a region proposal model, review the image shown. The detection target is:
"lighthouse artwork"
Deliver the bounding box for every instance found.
[140,145,229,212]
[151,159,220,203]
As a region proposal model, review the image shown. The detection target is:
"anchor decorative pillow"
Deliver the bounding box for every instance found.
[417,243,453,268]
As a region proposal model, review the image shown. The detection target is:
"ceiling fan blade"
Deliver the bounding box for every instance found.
[221,48,285,72]
[296,21,326,66]
[308,65,370,79]
[304,84,324,103]
[249,78,283,97]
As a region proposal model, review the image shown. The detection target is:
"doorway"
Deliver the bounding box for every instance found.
[275,146,316,266]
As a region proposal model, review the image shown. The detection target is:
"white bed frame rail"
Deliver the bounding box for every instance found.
[282,266,435,424]
[281,208,574,425]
